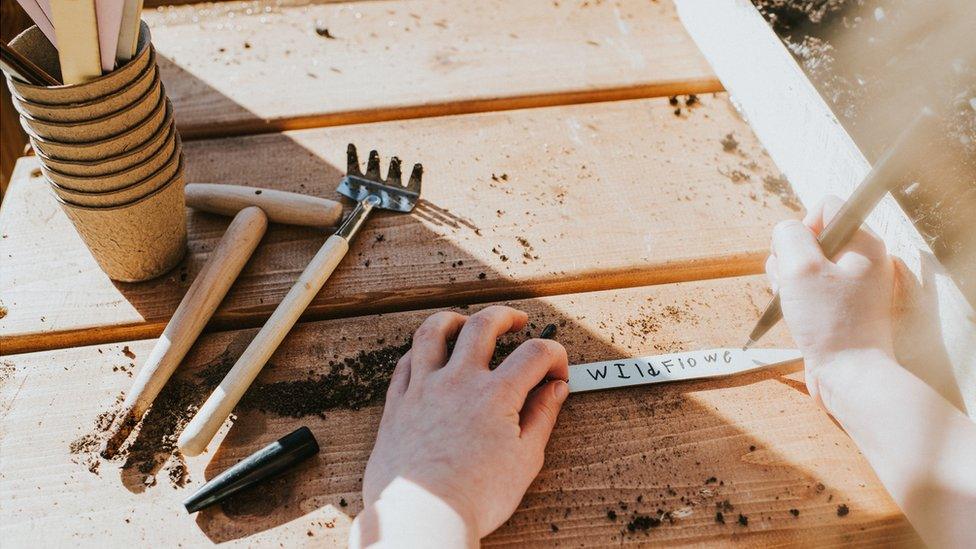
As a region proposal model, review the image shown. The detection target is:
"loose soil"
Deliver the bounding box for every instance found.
[70,327,541,486]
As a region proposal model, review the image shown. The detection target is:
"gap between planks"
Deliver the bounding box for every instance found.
[175,79,724,141]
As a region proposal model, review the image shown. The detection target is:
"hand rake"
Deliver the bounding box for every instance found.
[178,144,422,456]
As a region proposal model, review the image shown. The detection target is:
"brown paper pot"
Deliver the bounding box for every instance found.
[41,125,179,192]
[6,22,153,105]
[35,108,176,177]
[27,98,170,162]
[52,148,183,208]
[57,170,187,282]
[9,60,157,123]
[18,74,162,143]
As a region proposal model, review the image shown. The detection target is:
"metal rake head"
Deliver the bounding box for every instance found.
[336,144,422,212]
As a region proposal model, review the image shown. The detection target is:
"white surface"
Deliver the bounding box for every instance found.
[568,348,802,393]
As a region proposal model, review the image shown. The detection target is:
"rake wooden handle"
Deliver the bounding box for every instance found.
[186,183,344,228]
[100,207,268,458]
[178,233,351,456]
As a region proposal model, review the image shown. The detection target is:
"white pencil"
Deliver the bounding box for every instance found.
[115,0,143,64]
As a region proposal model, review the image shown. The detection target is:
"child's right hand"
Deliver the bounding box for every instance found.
[765,196,897,408]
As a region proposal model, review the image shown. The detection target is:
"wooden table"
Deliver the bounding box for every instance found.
[0,0,919,546]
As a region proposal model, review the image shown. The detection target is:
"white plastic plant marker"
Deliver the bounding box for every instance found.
[567,348,802,393]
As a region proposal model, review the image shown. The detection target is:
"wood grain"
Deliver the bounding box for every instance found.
[185,183,344,228]
[0,277,919,546]
[145,0,721,138]
[0,94,803,353]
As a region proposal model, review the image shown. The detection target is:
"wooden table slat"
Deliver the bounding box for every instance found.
[147,0,722,138]
[0,276,918,546]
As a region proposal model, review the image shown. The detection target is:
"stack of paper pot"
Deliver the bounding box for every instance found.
[4,22,186,282]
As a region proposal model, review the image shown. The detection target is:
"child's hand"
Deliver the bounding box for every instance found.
[766,196,896,406]
[358,305,569,542]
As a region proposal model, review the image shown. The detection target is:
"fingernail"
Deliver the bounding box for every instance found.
[553,380,569,402]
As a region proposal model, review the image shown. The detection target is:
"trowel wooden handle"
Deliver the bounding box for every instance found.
[178,233,351,456]
[186,183,344,228]
[101,207,268,458]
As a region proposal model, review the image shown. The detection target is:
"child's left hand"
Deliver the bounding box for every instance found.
[356,305,570,543]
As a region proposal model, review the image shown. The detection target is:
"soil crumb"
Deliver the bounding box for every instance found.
[721,132,740,153]
[314,24,336,39]
[627,514,661,532]
[166,455,190,488]
[837,503,850,517]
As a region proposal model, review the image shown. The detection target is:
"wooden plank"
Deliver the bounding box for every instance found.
[675,0,976,417]
[0,276,919,546]
[0,94,803,354]
[145,0,721,138]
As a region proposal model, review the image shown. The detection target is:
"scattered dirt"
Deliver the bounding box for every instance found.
[836,503,850,517]
[516,236,538,261]
[0,361,15,390]
[762,174,803,211]
[627,514,661,532]
[239,341,413,418]
[737,513,749,526]
[166,455,190,487]
[720,168,751,183]
[668,94,705,117]
[69,434,102,475]
[69,327,546,485]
